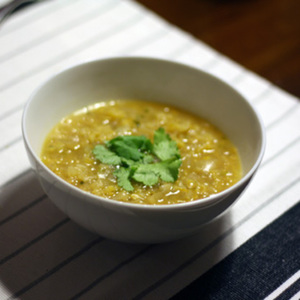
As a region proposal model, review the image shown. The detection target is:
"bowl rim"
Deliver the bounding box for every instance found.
[22,56,266,212]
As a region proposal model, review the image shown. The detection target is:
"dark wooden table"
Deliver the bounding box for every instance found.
[136,0,300,99]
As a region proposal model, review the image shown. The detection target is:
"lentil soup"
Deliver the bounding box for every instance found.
[41,100,242,205]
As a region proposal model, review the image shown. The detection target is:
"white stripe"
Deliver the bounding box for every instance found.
[264,270,300,300]
[290,290,300,300]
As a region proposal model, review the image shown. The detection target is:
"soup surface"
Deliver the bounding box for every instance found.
[41,100,242,205]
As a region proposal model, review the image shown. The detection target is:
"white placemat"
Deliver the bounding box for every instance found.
[0,0,299,299]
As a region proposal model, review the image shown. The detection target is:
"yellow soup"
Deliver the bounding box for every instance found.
[41,100,242,205]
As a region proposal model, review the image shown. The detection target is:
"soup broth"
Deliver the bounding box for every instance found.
[41,100,242,205]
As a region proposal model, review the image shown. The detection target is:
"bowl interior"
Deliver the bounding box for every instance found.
[23,57,264,184]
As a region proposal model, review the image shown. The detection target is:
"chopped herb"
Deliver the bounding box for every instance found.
[132,158,182,185]
[106,135,153,161]
[93,128,182,191]
[114,167,134,191]
[92,145,122,165]
[153,127,181,161]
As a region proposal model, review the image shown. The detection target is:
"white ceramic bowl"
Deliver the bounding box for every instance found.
[22,57,265,243]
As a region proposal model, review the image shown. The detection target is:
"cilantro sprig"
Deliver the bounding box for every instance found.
[92,128,182,191]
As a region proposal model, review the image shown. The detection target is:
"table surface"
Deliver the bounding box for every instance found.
[136,0,300,99]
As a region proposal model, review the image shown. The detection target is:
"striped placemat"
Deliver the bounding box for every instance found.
[0,0,299,299]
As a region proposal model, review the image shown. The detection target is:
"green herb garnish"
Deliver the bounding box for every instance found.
[92,128,182,191]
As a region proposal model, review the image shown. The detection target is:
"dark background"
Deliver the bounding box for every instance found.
[136,0,300,98]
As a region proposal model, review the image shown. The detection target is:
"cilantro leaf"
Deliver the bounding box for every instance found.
[107,139,143,161]
[120,157,136,168]
[153,128,180,161]
[106,135,152,161]
[132,158,182,186]
[132,164,160,186]
[93,128,182,191]
[155,158,182,182]
[114,167,134,191]
[142,154,154,164]
[92,145,121,165]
